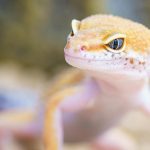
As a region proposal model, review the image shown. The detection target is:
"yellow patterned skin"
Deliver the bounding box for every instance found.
[65,14,150,74]
[66,14,150,54]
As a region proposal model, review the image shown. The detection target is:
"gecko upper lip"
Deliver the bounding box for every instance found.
[64,52,112,62]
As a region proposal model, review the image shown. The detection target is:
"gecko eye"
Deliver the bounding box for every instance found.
[104,33,126,53]
[68,30,74,39]
[107,38,124,50]
[70,30,74,36]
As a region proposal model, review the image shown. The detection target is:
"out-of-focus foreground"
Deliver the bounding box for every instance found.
[1,0,150,150]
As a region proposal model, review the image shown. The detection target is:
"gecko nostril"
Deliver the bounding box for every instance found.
[80,45,87,51]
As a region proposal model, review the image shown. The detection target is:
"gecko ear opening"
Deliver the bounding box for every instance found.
[71,19,81,35]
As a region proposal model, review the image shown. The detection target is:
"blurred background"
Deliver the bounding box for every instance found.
[0,0,150,150]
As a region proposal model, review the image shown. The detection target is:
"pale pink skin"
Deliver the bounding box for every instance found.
[50,52,150,150]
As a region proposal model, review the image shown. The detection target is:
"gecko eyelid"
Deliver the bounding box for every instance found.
[103,33,126,44]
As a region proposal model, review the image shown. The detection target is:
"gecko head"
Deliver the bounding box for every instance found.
[64,14,150,75]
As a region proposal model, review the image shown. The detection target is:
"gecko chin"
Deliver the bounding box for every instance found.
[65,51,147,77]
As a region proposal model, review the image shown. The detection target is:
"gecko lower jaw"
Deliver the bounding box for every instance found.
[65,52,121,70]
[64,52,147,77]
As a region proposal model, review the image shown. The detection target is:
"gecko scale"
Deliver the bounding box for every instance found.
[44,14,150,150]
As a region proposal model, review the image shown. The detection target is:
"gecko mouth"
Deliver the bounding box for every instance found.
[64,52,147,76]
[64,52,112,62]
[64,52,123,70]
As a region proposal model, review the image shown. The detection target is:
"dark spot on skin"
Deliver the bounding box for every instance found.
[111,54,115,57]
[139,61,145,65]
[125,58,128,60]
[130,58,134,64]
[124,63,127,65]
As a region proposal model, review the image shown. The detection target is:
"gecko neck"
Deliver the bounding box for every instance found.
[87,70,149,100]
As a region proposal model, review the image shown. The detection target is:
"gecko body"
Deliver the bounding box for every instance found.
[44,14,150,150]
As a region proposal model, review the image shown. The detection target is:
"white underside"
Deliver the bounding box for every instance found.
[65,54,147,78]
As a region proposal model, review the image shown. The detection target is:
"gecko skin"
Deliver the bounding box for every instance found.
[44,14,150,150]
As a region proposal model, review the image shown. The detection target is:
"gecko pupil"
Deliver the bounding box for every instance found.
[108,38,123,50]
